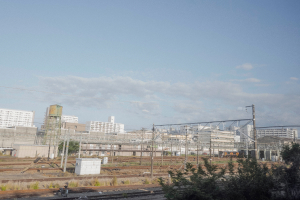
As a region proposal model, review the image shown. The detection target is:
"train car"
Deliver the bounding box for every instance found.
[219,151,239,158]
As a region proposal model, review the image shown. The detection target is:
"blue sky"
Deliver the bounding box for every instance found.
[0,0,299,130]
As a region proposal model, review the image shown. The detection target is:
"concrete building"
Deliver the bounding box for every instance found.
[239,125,253,143]
[257,128,298,139]
[239,125,298,141]
[0,108,35,128]
[62,115,78,123]
[86,116,125,133]
[198,129,235,153]
[62,122,86,132]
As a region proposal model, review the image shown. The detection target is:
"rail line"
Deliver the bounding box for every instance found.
[0,184,163,199]
[0,173,169,184]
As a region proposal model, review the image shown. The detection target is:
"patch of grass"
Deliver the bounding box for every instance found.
[144,179,150,184]
[123,193,128,198]
[151,178,159,184]
[13,184,20,190]
[48,183,54,189]
[1,185,7,191]
[112,176,118,186]
[54,183,60,189]
[93,179,100,186]
[30,182,39,190]
[69,181,78,188]
[123,180,130,185]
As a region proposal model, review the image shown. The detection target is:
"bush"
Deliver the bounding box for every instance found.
[159,158,226,200]
[123,180,130,185]
[1,185,6,191]
[224,158,274,200]
[30,182,39,190]
[112,176,118,186]
[69,181,78,188]
[144,179,150,184]
[48,183,54,189]
[93,179,100,186]
[159,144,300,200]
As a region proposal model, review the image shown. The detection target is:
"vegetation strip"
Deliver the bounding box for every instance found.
[0,184,160,199]
[0,173,168,184]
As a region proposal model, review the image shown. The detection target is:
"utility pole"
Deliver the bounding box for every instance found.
[252,104,258,159]
[78,132,82,158]
[184,126,188,170]
[197,129,199,165]
[161,141,164,166]
[47,127,52,160]
[246,104,258,159]
[210,135,212,165]
[63,128,70,173]
[140,128,144,165]
[60,131,66,168]
[171,139,173,163]
[151,124,154,179]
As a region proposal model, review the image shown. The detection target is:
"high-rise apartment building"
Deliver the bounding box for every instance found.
[0,108,35,128]
[86,116,124,133]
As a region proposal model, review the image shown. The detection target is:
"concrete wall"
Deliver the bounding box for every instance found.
[12,144,56,158]
[0,126,37,147]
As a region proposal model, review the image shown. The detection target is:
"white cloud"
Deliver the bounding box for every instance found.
[231,78,261,83]
[37,76,300,126]
[244,78,261,83]
[290,77,298,81]
[236,63,253,70]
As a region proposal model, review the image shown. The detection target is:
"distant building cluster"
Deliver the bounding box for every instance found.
[0,106,298,141]
[0,106,125,134]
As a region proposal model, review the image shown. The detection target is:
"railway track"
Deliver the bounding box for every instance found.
[54,190,165,200]
[0,173,169,184]
[0,184,163,199]
[0,164,185,172]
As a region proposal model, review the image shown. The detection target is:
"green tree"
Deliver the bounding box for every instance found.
[224,158,274,200]
[280,143,300,164]
[272,143,300,200]
[58,140,79,155]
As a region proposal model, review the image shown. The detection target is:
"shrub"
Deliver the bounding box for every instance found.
[159,146,300,200]
[48,183,54,189]
[112,176,118,186]
[69,181,78,188]
[123,180,130,185]
[30,182,39,190]
[1,185,6,191]
[223,158,274,200]
[144,179,150,184]
[93,179,100,186]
